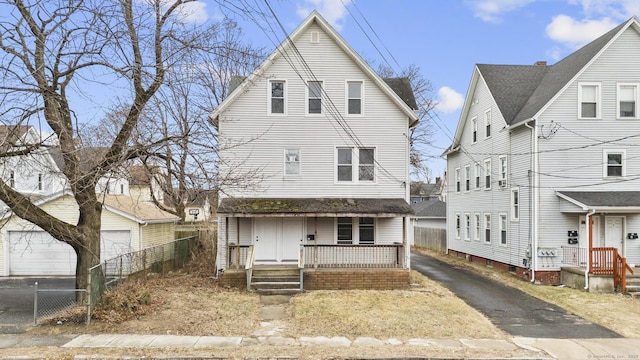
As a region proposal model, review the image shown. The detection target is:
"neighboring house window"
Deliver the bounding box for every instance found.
[579,82,600,118]
[347,81,363,115]
[484,159,491,189]
[618,84,638,118]
[604,149,625,177]
[484,109,491,138]
[120,184,124,194]
[499,155,507,187]
[474,213,480,241]
[511,188,519,221]
[269,80,286,114]
[455,213,461,239]
[475,163,481,189]
[337,217,353,244]
[464,213,470,241]
[285,148,301,176]
[38,173,43,191]
[359,218,374,245]
[307,81,323,114]
[455,168,460,193]
[464,165,470,191]
[484,213,491,244]
[9,171,14,188]
[336,147,375,182]
[472,117,477,143]
[500,214,507,245]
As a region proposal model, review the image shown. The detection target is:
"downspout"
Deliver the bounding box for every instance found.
[525,121,538,282]
[585,209,595,290]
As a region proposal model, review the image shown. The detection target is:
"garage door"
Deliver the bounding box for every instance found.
[9,231,76,276]
[101,230,132,261]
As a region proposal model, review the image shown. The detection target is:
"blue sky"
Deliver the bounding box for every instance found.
[160,0,640,179]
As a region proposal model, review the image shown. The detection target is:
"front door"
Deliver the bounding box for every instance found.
[253,217,304,263]
[605,216,624,256]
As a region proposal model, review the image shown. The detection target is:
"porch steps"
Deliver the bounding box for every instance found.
[625,274,640,298]
[250,265,302,295]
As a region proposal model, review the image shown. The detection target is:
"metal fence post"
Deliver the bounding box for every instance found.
[33,281,38,326]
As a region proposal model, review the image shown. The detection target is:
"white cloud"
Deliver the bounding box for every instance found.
[175,1,209,24]
[436,86,465,114]
[296,0,352,31]
[568,0,640,20]
[466,0,535,23]
[545,15,618,50]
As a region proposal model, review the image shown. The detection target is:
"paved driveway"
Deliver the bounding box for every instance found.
[411,252,621,338]
[0,277,75,334]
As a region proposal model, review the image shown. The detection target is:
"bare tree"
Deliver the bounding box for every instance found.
[0,0,222,291]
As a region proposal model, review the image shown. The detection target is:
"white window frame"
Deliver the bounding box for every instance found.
[578,82,601,119]
[346,80,364,116]
[471,117,478,143]
[336,217,353,244]
[284,148,301,176]
[464,213,471,241]
[455,167,461,193]
[603,149,626,178]
[484,213,491,244]
[474,213,481,241]
[499,213,507,246]
[617,83,638,119]
[499,155,507,187]
[484,158,491,190]
[511,188,519,221]
[358,217,375,245]
[474,162,481,190]
[455,213,461,240]
[335,147,376,183]
[306,80,323,115]
[484,109,492,139]
[268,79,286,115]
[464,165,470,192]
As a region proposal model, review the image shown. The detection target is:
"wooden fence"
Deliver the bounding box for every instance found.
[414,226,447,253]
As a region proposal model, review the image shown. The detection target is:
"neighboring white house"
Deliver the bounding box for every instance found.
[445,17,640,289]
[210,11,418,290]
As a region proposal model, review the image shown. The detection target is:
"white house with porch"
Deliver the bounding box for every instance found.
[209,11,418,291]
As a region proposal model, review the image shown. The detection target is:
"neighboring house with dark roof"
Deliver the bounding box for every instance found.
[412,199,446,229]
[209,11,418,290]
[445,17,640,291]
[410,178,443,203]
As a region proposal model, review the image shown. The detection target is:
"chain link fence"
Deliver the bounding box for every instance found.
[33,282,88,325]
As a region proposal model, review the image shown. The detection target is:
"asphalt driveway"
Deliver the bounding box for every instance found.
[0,277,75,334]
[411,252,621,338]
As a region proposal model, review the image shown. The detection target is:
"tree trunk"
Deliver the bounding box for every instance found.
[74,193,103,297]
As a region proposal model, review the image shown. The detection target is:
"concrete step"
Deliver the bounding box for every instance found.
[252,281,300,290]
[255,288,303,296]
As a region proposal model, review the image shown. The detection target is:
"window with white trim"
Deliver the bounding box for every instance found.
[604,149,625,178]
[484,109,491,138]
[499,155,507,187]
[579,82,600,119]
[455,213,461,239]
[500,214,507,245]
[337,217,353,244]
[475,163,481,189]
[464,165,470,191]
[455,168,461,193]
[9,171,15,188]
[464,213,470,241]
[484,159,491,189]
[347,81,363,115]
[472,117,478,143]
[307,81,323,114]
[511,188,519,221]
[337,217,375,245]
[269,80,286,114]
[484,213,491,244]
[336,147,375,183]
[285,148,300,176]
[474,213,481,241]
[359,218,374,245]
[618,83,638,118]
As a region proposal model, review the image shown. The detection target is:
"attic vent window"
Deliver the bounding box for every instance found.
[310,31,319,43]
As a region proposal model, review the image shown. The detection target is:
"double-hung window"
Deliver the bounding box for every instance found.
[337,217,353,244]
[604,149,625,178]
[484,159,491,189]
[511,188,519,221]
[474,213,481,241]
[475,163,481,189]
[347,81,363,115]
[307,81,323,114]
[9,171,15,188]
[484,109,491,138]
[285,148,300,176]
[618,84,638,119]
[464,213,470,241]
[336,217,375,245]
[455,213,461,239]
[336,147,375,183]
[484,213,491,244]
[472,117,478,143]
[38,173,43,191]
[499,155,507,187]
[579,82,600,119]
[464,165,470,191]
[359,218,374,245]
[455,168,461,192]
[269,80,286,114]
[500,214,507,245]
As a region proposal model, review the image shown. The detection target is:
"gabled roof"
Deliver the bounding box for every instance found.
[209,10,419,127]
[101,195,180,224]
[557,191,640,211]
[411,199,445,218]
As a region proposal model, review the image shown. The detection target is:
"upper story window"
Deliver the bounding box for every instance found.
[484,159,491,189]
[474,213,481,241]
[604,149,625,178]
[269,80,286,114]
[285,148,300,176]
[464,213,470,241]
[484,109,491,138]
[499,155,507,187]
[455,167,461,193]
[472,117,478,143]
[579,82,600,119]
[484,213,491,244]
[475,163,481,189]
[307,81,323,114]
[618,83,638,119]
[336,147,375,183]
[511,188,519,221]
[455,213,461,239]
[464,165,470,191]
[347,81,363,115]
[9,171,15,188]
[499,214,507,245]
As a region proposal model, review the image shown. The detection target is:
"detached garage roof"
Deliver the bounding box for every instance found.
[218,198,414,217]
[101,195,180,224]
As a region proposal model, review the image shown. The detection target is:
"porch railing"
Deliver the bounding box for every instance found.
[228,244,250,269]
[561,246,588,267]
[562,246,634,292]
[302,244,405,269]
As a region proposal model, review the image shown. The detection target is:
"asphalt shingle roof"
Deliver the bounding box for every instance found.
[411,199,446,218]
[218,198,414,216]
[558,191,640,208]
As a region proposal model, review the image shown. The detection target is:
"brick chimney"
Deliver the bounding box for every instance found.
[534,61,547,66]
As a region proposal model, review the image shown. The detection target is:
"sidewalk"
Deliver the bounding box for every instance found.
[3,333,640,359]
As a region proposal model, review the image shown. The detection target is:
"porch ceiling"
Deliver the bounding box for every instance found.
[557,191,640,212]
[217,198,414,217]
